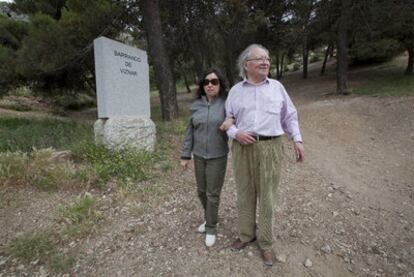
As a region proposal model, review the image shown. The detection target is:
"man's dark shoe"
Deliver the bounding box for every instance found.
[229,238,256,252]
[262,250,273,266]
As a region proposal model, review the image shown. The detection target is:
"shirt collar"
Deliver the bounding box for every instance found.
[242,77,270,86]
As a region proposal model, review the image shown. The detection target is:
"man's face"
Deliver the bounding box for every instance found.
[244,47,270,82]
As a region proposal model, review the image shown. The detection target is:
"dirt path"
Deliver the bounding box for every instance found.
[1,66,413,276]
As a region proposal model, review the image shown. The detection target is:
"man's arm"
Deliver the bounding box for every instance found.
[225,91,256,145]
[279,84,304,162]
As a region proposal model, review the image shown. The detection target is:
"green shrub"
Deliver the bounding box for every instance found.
[0,117,93,152]
[73,141,154,184]
[309,55,321,63]
[0,46,18,88]
[8,231,77,273]
[0,151,29,186]
[49,253,77,273]
[52,90,96,111]
[59,196,103,237]
[292,63,300,71]
[8,232,54,262]
[7,86,33,97]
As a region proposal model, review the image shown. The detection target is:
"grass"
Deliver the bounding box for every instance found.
[353,74,414,96]
[49,253,77,273]
[59,196,103,237]
[0,148,96,190]
[127,202,147,217]
[7,86,33,97]
[8,232,55,262]
[0,101,32,111]
[0,116,158,190]
[0,117,93,153]
[7,231,78,273]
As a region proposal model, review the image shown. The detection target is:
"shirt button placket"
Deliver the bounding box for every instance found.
[254,87,258,134]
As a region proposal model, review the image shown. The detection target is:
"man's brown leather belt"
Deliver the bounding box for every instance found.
[256,135,280,141]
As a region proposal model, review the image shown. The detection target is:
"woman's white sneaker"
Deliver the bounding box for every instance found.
[205,234,216,247]
[197,222,206,233]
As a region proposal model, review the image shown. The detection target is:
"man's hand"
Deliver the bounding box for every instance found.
[235,130,256,145]
[180,159,190,169]
[294,142,304,162]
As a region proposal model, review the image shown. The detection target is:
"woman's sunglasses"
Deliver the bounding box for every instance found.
[202,78,220,86]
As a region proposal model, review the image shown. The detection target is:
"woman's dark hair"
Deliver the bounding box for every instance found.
[196,68,228,99]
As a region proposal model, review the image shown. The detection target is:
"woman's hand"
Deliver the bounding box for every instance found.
[219,118,235,131]
[180,159,190,170]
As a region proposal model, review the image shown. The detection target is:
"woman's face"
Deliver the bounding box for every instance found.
[203,73,220,99]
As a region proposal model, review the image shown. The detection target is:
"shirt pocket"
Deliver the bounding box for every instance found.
[264,100,282,115]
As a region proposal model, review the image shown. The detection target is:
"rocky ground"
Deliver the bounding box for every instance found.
[0,61,413,276]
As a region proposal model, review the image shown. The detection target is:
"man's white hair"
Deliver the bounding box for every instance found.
[237,44,269,79]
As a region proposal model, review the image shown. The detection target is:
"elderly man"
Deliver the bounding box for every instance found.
[226,44,304,266]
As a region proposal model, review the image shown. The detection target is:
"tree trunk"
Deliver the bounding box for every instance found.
[275,49,280,79]
[302,38,309,79]
[224,60,235,87]
[320,43,332,76]
[406,46,414,75]
[182,70,191,93]
[336,0,351,94]
[142,0,178,121]
[222,37,236,86]
[329,44,335,58]
[277,52,285,79]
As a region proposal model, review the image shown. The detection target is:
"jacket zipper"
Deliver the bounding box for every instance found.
[206,101,210,157]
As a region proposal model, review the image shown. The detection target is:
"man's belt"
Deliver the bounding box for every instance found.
[255,135,280,141]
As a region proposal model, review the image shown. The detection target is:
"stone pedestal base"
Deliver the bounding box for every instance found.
[94,117,156,152]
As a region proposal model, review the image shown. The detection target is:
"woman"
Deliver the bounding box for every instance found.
[180,68,229,247]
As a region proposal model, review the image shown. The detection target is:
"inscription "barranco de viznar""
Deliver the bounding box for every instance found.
[114,50,141,62]
[120,68,137,76]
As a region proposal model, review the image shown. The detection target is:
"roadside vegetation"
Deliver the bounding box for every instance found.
[0,91,187,273]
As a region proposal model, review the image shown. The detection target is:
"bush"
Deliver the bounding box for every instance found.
[7,86,33,97]
[49,253,77,273]
[0,151,29,186]
[0,16,28,90]
[350,38,402,64]
[73,141,154,184]
[309,55,321,63]
[0,46,18,88]
[52,90,96,111]
[292,63,300,71]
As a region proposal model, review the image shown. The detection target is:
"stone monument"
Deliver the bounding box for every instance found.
[93,36,156,151]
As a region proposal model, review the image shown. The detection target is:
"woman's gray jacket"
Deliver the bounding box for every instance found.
[181,96,229,160]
